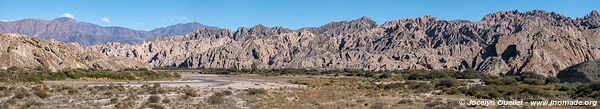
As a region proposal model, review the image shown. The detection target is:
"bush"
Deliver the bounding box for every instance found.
[67,88,79,95]
[147,103,166,109]
[397,99,414,104]
[13,92,28,99]
[148,95,161,103]
[522,78,545,85]
[220,90,232,96]
[407,81,434,93]
[519,71,547,85]
[162,98,171,103]
[183,89,198,97]
[456,68,482,79]
[488,91,501,99]
[207,94,225,104]
[442,88,461,95]
[545,77,560,84]
[34,91,50,99]
[501,77,518,85]
[110,97,119,104]
[434,78,460,89]
[246,88,267,95]
[484,78,503,85]
[575,80,600,100]
[379,83,404,90]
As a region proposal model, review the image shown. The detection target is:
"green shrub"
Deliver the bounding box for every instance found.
[545,77,560,84]
[455,68,482,79]
[434,78,460,89]
[0,68,178,83]
[501,77,518,85]
[379,83,404,90]
[522,78,545,85]
[407,82,434,93]
[488,91,501,99]
[575,80,600,100]
[484,78,503,85]
[246,88,267,95]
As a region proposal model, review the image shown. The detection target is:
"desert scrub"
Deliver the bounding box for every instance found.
[207,93,226,104]
[147,103,166,109]
[162,98,171,103]
[148,95,161,103]
[13,91,29,99]
[0,67,179,83]
[245,88,267,95]
[34,90,50,99]
[183,88,198,97]
[115,94,138,108]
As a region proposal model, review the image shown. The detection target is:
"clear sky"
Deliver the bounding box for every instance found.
[0,0,598,30]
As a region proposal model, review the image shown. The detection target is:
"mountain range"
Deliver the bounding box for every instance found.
[0,17,216,45]
[1,10,600,77]
[92,10,600,76]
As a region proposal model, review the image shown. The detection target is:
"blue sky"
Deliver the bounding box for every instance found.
[0,0,598,30]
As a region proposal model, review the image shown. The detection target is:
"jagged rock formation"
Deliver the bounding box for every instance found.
[0,18,216,45]
[0,33,147,71]
[557,60,600,83]
[92,10,600,76]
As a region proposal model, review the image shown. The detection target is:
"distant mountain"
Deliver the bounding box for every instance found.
[93,10,600,76]
[0,17,216,45]
[150,22,217,37]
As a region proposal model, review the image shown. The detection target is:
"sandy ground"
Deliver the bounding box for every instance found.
[45,73,304,89]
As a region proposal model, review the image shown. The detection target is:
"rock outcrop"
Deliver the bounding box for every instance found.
[0,33,147,71]
[92,10,600,76]
[0,18,216,45]
[557,60,600,83]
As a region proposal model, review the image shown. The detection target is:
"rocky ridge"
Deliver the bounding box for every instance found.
[0,33,147,71]
[92,10,600,76]
[557,60,600,83]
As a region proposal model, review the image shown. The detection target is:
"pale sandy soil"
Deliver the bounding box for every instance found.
[45,73,304,89]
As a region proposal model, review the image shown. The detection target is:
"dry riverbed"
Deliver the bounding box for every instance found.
[46,73,304,89]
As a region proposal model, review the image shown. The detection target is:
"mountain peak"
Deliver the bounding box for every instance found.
[52,17,77,22]
[586,10,599,18]
[252,24,267,29]
[250,24,269,31]
[355,16,373,21]
[351,16,376,24]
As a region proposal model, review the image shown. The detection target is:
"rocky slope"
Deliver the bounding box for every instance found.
[0,33,147,71]
[0,18,215,45]
[92,10,600,76]
[557,60,600,83]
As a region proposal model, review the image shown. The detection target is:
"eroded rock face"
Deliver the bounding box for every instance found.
[92,10,600,76]
[0,33,148,71]
[557,60,600,83]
